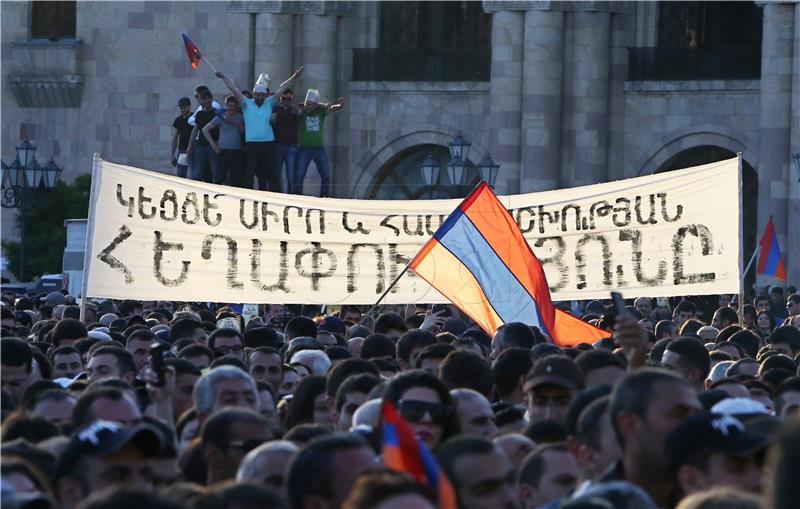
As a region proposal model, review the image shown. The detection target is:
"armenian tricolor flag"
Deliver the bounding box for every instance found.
[382,401,457,509]
[181,33,203,68]
[410,181,609,346]
[757,216,786,280]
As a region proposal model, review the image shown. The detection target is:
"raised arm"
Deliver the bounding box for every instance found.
[274,66,305,96]
[328,97,345,113]
[215,71,245,104]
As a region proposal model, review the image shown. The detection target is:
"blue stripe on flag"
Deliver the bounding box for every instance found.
[383,423,399,447]
[437,214,543,327]
[764,235,781,275]
[433,208,464,242]
[419,441,440,490]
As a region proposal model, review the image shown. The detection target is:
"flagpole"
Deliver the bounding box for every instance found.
[364,264,411,318]
[79,153,102,323]
[743,245,760,278]
[737,152,745,324]
[202,58,218,74]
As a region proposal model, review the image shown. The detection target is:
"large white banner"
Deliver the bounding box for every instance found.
[85,157,741,304]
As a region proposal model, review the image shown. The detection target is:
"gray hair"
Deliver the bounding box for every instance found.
[706,360,735,384]
[351,398,382,432]
[290,349,332,375]
[450,387,487,408]
[236,440,299,483]
[193,365,257,414]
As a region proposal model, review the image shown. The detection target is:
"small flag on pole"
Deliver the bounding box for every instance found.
[382,401,457,509]
[756,216,786,280]
[181,33,203,69]
[409,181,609,346]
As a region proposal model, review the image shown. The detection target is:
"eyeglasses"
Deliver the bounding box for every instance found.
[214,344,243,355]
[223,439,264,453]
[397,400,448,426]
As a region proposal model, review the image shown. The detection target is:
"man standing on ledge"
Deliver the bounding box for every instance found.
[294,89,345,197]
[215,66,304,192]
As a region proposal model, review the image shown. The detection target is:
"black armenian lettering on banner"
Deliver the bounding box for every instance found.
[103,225,716,294]
[107,181,714,295]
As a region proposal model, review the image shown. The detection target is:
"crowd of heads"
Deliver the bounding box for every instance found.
[1,287,799,509]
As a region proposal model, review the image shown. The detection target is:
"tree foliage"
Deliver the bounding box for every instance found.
[2,174,91,281]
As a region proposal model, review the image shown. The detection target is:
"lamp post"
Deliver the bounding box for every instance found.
[1,140,63,280]
[419,132,501,198]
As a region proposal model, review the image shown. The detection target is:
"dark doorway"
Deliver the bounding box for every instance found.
[656,145,758,290]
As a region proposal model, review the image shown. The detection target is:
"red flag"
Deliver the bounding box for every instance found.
[382,401,458,509]
[409,181,609,346]
[756,216,786,280]
[181,33,203,69]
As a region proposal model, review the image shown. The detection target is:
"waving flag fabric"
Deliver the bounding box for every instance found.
[757,216,786,280]
[181,33,203,68]
[410,181,609,346]
[382,401,457,509]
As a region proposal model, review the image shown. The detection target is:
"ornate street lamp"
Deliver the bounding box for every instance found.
[420,152,440,187]
[445,155,467,187]
[42,158,63,188]
[477,152,501,188]
[15,139,36,169]
[1,141,63,281]
[8,157,24,189]
[448,131,471,162]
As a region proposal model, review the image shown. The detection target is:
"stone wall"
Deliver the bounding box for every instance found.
[2,0,798,283]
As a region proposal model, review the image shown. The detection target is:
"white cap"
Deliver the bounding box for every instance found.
[254,73,270,93]
[88,330,112,342]
[305,88,320,104]
[712,397,770,416]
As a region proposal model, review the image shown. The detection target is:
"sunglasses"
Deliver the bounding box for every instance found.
[223,439,264,453]
[397,400,448,426]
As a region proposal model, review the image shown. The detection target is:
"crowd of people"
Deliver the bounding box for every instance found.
[170,67,344,197]
[1,286,799,509]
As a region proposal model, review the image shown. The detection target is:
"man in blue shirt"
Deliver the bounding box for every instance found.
[215,67,304,192]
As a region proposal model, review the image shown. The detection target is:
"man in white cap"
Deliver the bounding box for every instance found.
[216,67,304,191]
[295,89,345,197]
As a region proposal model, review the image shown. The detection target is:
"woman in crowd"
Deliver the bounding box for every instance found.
[381,370,459,452]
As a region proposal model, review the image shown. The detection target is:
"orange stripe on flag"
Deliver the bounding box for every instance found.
[551,308,611,346]
[411,241,504,333]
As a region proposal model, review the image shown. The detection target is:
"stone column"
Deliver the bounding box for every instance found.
[520,9,563,192]
[787,3,800,284]
[253,13,294,93]
[488,10,524,195]
[297,13,338,194]
[606,12,634,182]
[561,11,611,187]
[756,3,794,287]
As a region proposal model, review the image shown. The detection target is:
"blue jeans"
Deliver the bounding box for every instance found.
[295,146,330,197]
[191,144,218,183]
[275,143,298,194]
[176,150,188,178]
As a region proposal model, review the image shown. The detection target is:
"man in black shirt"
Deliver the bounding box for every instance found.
[187,90,219,183]
[270,88,300,193]
[170,97,193,178]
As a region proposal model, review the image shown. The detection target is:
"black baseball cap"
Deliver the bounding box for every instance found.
[317,316,347,336]
[525,355,585,391]
[665,412,769,470]
[56,420,163,478]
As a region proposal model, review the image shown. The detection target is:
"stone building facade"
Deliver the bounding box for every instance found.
[1,1,798,284]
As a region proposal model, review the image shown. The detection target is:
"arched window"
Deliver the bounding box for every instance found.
[368,144,480,199]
